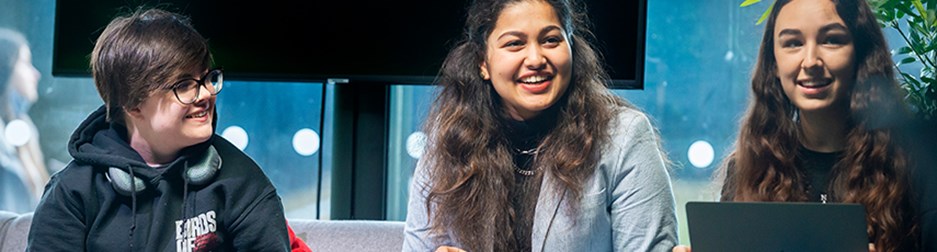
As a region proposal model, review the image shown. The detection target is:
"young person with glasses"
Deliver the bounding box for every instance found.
[27,8,298,251]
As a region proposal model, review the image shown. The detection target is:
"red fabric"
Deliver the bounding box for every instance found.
[287,221,313,252]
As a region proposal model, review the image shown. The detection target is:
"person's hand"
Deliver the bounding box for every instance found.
[869,243,876,252]
[672,245,691,252]
[435,246,466,252]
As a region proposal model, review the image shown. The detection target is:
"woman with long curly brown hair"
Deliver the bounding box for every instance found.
[402,0,677,251]
[712,0,923,251]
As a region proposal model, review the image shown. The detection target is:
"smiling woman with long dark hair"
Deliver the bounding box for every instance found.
[402,0,677,251]
[715,0,926,251]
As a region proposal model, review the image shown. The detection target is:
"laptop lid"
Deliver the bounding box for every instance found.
[686,201,868,252]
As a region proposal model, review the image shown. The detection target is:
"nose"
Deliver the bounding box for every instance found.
[30,66,40,82]
[193,83,214,104]
[801,44,824,74]
[524,45,547,70]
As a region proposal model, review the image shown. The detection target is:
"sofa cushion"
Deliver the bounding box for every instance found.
[0,211,16,252]
[0,211,404,252]
[288,219,405,252]
[0,212,30,252]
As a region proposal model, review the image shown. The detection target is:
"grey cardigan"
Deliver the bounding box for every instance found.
[403,107,678,252]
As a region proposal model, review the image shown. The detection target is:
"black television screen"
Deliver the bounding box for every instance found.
[54,0,646,88]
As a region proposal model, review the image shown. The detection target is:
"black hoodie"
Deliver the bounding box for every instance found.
[27,106,290,251]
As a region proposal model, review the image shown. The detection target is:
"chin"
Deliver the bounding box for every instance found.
[794,102,836,112]
[188,129,215,142]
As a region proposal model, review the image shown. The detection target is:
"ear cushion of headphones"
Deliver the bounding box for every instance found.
[106,167,147,197]
[186,145,222,186]
[105,145,222,196]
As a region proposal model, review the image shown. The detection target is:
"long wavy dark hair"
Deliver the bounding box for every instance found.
[721,0,916,251]
[420,0,629,250]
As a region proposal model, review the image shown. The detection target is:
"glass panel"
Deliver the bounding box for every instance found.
[386,85,435,221]
[630,0,764,244]
[215,81,324,220]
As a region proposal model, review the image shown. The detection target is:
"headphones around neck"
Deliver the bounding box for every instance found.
[106,145,222,197]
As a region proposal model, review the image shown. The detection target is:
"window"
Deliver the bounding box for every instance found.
[215,81,324,219]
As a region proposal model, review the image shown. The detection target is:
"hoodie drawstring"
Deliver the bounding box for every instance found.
[128,165,137,251]
[181,160,190,234]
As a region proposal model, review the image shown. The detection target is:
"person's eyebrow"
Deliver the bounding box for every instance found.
[539,25,562,37]
[496,25,563,41]
[777,28,801,37]
[497,31,527,41]
[819,23,849,34]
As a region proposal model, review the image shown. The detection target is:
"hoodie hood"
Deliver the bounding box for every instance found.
[67,105,211,181]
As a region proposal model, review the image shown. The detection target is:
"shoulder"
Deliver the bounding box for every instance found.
[596,105,667,177]
[606,106,658,147]
[34,161,103,214]
[211,135,261,171]
[46,161,98,191]
[211,135,255,164]
[209,135,274,186]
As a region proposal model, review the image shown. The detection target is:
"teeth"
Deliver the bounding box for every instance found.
[520,75,548,84]
[187,111,207,118]
[799,80,829,88]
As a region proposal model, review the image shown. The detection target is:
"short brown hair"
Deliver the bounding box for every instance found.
[91,8,211,122]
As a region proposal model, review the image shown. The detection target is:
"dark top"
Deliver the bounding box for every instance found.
[798,148,842,202]
[27,106,290,252]
[503,108,556,252]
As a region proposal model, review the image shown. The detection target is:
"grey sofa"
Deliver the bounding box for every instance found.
[0,211,405,252]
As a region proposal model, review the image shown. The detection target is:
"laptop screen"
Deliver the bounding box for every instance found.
[686,201,868,252]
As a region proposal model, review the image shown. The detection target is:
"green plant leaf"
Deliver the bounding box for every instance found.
[924,67,936,79]
[757,5,773,25]
[879,9,895,24]
[928,9,937,28]
[896,3,921,19]
[875,0,900,22]
[914,0,928,21]
[740,0,761,7]
[901,57,918,65]
[902,72,924,89]
[898,46,914,55]
[909,18,929,35]
[923,76,937,84]
[910,27,925,46]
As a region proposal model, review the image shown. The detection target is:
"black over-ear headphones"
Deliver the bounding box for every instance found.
[106,145,222,196]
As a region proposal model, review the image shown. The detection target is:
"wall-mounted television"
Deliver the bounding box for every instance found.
[53,0,646,88]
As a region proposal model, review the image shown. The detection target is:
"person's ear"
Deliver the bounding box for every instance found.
[479,62,490,80]
[124,105,144,120]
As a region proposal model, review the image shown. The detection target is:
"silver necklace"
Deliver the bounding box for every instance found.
[515,167,537,176]
[515,147,540,155]
[514,147,540,176]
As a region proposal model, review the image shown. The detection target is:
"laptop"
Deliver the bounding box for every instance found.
[685,201,868,252]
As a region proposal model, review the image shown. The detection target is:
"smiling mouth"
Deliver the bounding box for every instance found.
[185,110,209,119]
[797,79,832,89]
[518,74,553,84]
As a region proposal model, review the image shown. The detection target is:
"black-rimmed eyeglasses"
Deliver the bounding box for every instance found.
[170,68,224,105]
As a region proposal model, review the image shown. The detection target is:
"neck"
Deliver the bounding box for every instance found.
[124,120,179,167]
[798,107,849,153]
[505,106,539,121]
